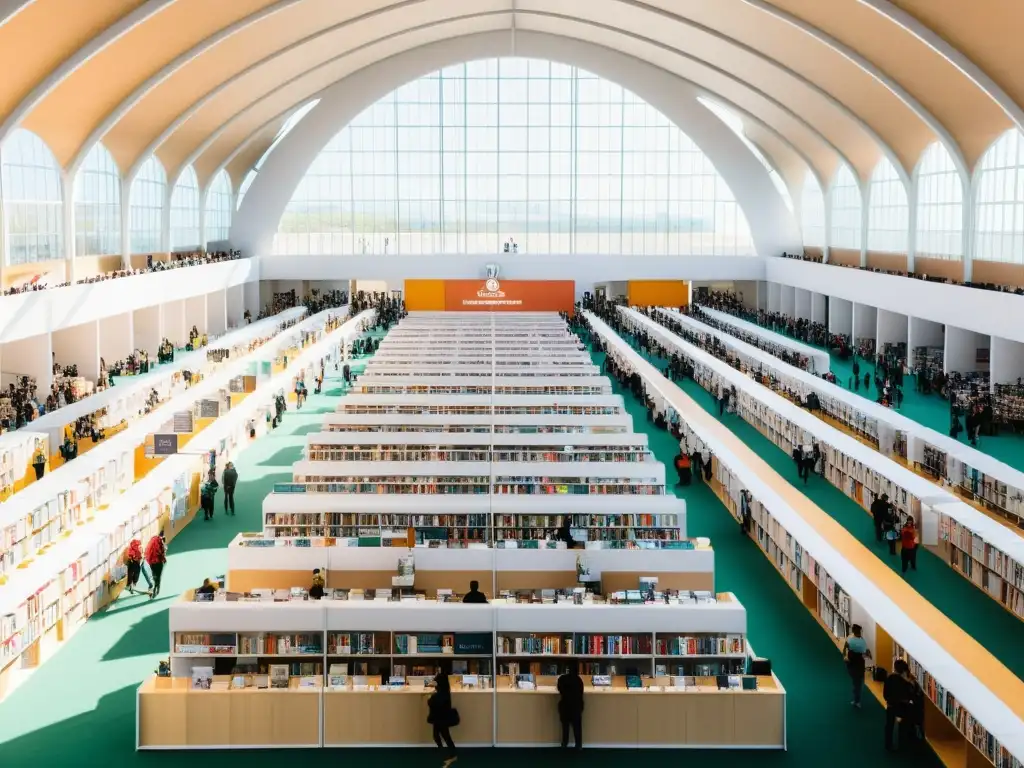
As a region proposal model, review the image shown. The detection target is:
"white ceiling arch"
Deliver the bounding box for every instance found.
[234,30,801,258]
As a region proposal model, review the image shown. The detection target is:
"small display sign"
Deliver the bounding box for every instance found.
[154,434,178,456]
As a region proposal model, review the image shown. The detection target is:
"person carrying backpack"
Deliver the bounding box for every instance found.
[145,532,167,599]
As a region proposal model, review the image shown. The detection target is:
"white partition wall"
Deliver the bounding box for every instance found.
[852,303,877,346]
[793,288,812,321]
[206,290,227,337]
[1,334,54,393]
[52,321,100,384]
[992,337,1024,388]
[908,316,944,371]
[876,309,908,352]
[780,284,796,317]
[828,297,853,337]
[185,295,207,337]
[98,312,133,365]
[810,292,827,325]
[768,282,782,313]
[226,284,245,327]
[133,305,162,355]
[945,326,989,375]
[162,300,187,347]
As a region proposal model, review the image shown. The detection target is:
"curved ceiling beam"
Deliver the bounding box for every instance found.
[0,0,178,149]
[182,7,852,195]
[856,0,1024,149]
[601,0,910,185]
[210,47,821,205]
[0,0,32,29]
[148,0,863,187]
[124,0,473,184]
[737,0,968,184]
[68,0,304,179]
[233,30,802,258]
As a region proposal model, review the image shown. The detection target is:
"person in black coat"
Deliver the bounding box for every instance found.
[557,662,585,749]
[427,672,457,756]
[222,462,238,515]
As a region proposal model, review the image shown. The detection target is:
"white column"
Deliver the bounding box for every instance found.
[810,292,827,325]
[0,162,6,287]
[162,183,173,254]
[823,181,832,264]
[120,177,132,270]
[133,304,162,355]
[859,177,869,268]
[99,311,134,364]
[780,284,796,317]
[226,284,245,327]
[906,180,917,274]
[52,321,100,384]
[944,326,986,375]
[62,170,76,284]
[962,175,974,283]
[244,280,261,316]
[199,186,208,253]
[793,288,811,321]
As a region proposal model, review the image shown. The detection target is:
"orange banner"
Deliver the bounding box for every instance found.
[442,278,575,313]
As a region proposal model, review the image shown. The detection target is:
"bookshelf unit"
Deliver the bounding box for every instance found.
[630,306,1024,624]
[588,310,1024,768]
[693,305,831,375]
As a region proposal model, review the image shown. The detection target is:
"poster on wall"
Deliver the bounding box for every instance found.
[443,278,574,313]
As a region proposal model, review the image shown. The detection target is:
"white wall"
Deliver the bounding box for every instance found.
[233,32,800,260]
[1,333,53,393]
[991,337,1024,387]
[185,295,208,337]
[810,292,827,325]
[52,321,100,384]
[226,285,245,328]
[206,291,227,337]
[876,309,908,352]
[945,326,988,374]
[765,258,1024,345]
[162,300,186,348]
[829,297,853,337]
[908,317,944,370]
[793,288,811,320]
[98,312,133,365]
[767,282,782,313]
[133,305,162,355]
[780,284,796,317]
[0,258,257,345]
[853,303,877,343]
[259,254,766,285]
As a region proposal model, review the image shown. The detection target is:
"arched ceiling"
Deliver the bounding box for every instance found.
[0,0,1019,192]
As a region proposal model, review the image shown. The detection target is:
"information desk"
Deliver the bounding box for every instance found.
[137,674,783,750]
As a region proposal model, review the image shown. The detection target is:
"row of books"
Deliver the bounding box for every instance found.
[360,386,607,396]
[237,633,324,655]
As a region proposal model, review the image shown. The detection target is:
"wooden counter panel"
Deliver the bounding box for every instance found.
[496,690,561,745]
[138,691,187,747]
[229,691,274,745]
[686,693,735,745]
[635,695,685,745]
[582,693,638,745]
[324,692,374,745]
[732,693,785,746]
[496,571,579,592]
[267,692,320,746]
[326,690,493,745]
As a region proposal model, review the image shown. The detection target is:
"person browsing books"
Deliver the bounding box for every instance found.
[842,624,871,708]
[870,493,892,544]
[462,580,488,603]
[557,662,585,749]
[309,569,326,600]
[900,518,919,573]
[427,671,458,759]
[122,539,145,596]
[196,578,216,597]
[556,517,576,549]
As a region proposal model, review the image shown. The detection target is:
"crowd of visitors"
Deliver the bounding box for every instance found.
[2,250,243,296]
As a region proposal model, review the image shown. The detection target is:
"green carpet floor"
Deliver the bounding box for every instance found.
[0,329,938,767]
[628,325,1024,683]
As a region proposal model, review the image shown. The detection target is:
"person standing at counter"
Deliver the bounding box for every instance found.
[427,672,458,759]
[462,580,488,603]
[557,663,584,749]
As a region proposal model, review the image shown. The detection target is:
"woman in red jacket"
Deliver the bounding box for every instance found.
[145,532,167,599]
[123,539,144,595]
